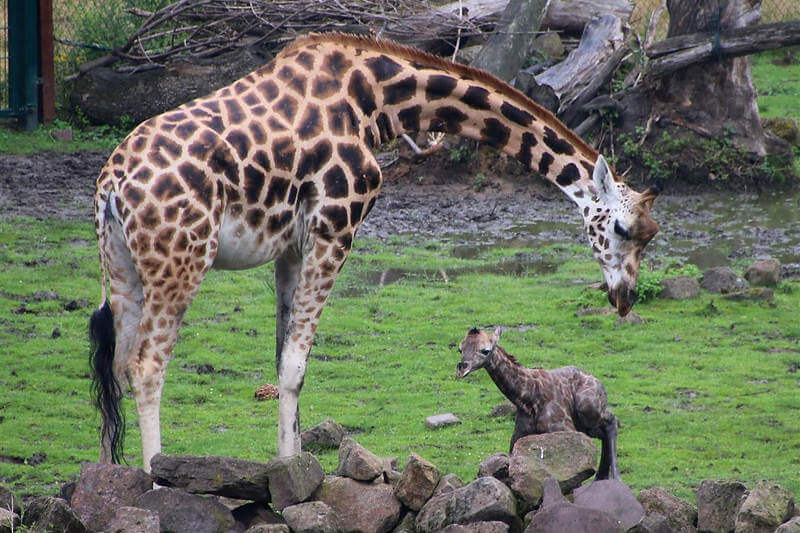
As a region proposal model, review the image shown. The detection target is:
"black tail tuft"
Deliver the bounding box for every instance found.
[89,300,125,463]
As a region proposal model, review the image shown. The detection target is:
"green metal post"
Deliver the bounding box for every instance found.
[7,0,39,129]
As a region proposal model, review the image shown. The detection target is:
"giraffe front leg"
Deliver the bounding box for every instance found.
[275,234,351,457]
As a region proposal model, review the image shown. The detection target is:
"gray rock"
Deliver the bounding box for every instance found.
[745,258,782,286]
[231,502,285,530]
[573,479,644,530]
[440,522,510,533]
[524,477,621,533]
[282,501,343,533]
[245,524,291,533]
[134,487,236,533]
[762,117,800,145]
[616,312,645,326]
[301,419,346,450]
[734,481,795,533]
[150,453,271,502]
[265,452,324,511]
[637,486,697,533]
[425,413,461,429]
[533,32,565,59]
[314,476,403,533]
[434,474,466,496]
[478,453,510,483]
[336,437,384,481]
[382,457,402,486]
[0,507,19,533]
[70,462,153,531]
[776,517,800,533]
[392,511,417,533]
[695,479,746,532]
[508,432,597,509]
[104,506,160,533]
[628,511,672,533]
[700,267,748,294]
[659,276,701,300]
[394,453,442,511]
[722,287,774,302]
[415,477,520,532]
[21,496,88,533]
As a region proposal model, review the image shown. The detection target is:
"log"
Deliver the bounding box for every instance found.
[430,0,633,35]
[645,21,800,79]
[532,14,626,120]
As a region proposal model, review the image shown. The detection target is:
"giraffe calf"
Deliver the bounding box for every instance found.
[456,327,620,480]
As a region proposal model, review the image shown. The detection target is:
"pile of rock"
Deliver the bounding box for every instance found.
[1,424,797,532]
[659,258,783,303]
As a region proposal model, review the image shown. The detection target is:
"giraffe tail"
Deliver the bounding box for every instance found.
[90,188,125,463]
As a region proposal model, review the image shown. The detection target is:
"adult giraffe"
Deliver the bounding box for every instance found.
[90,32,659,470]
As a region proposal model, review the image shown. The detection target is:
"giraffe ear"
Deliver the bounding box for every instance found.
[592,155,618,199]
[490,327,503,350]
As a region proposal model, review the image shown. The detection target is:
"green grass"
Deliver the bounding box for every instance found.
[1,218,798,503]
[0,119,128,154]
[751,48,800,120]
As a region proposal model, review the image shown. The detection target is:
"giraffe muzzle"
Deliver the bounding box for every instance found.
[608,286,637,317]
[456,362,472,378]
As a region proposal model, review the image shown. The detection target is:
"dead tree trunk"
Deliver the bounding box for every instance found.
[650,0,781,158]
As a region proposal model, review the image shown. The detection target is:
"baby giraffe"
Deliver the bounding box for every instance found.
[456,327,620,480]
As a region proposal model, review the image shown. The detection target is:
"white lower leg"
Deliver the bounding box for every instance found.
[137,400,162,473]
[277,350,307,457]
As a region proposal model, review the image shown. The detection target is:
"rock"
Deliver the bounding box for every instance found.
[51,128,74,143]
[313,475,403,533]
[392,511,417,532]
[455,46,483,65]
[150,453,271,502]
[524,477,620,533]
[508,432,598,508]
[573,478,644,530]
[415,477,520,532]
[700,267,748,294]
[434,473,466,496]
[628,511,672,533]
[637,486,697,533]
[70,462,153,531]
[134,487,236,533]
[478,453,510,483]
[723,287,775,301]
[695,479,746,532]
[776,517,800,533]
[245,524,291,533]
[104,506,160,533]
[659,276,701,300]
[394,453,442,511]
[425,413,461,429]
[762,117,800,145]
[734,480,795,533]
[301,419,346,449]
[0,486,20,515]
[282,501,342,533]
[440,522,510,532]
[616,312,645,325]
[745,258,782,286]
[490,402,517,418]
[21,496,88,533]
[0,508,19,533]
[533,32,565,59]
[231,502,285,530]
[265,452,324,511]
[336,437,384,481]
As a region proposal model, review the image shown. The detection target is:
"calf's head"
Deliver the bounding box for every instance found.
[456,327,503,378]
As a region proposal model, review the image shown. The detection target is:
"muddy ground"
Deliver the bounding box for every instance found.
[2,148,799,273]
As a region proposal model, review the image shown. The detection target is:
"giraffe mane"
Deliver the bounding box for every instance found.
[286,32,605,175]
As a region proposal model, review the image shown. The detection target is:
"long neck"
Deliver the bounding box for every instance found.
[484,345,537,405]
[281,34,599,205]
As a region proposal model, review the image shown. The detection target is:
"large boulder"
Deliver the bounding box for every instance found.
[524,477,620,533]
[313,476,403,533]
[659,276,701,300]
[150,453,271,501]
[734,481,795,533]
[70,48,269,126]
[415,477,520,532]
[21,496,88,533]
[104,506,160,533]
[134,487,236,533]
[394,453,442,511]
[695,479,746,532]
[700,267,748,294]
[282,501,343,533]
[265,452,324,511]
[508,432,598,509]
[69,462,153,531]
[301,419,346,450]
[744,258,782,287]
[637,486,697,533]
[572,479,644,530]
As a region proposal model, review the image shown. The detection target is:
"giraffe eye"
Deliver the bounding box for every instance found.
[614,220,631,240]
[480,348,492,356]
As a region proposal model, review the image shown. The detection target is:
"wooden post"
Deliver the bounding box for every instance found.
[38,0,56,123]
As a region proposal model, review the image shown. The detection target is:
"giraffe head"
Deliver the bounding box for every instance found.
[456,327,502,378]
[580,156,660,317]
